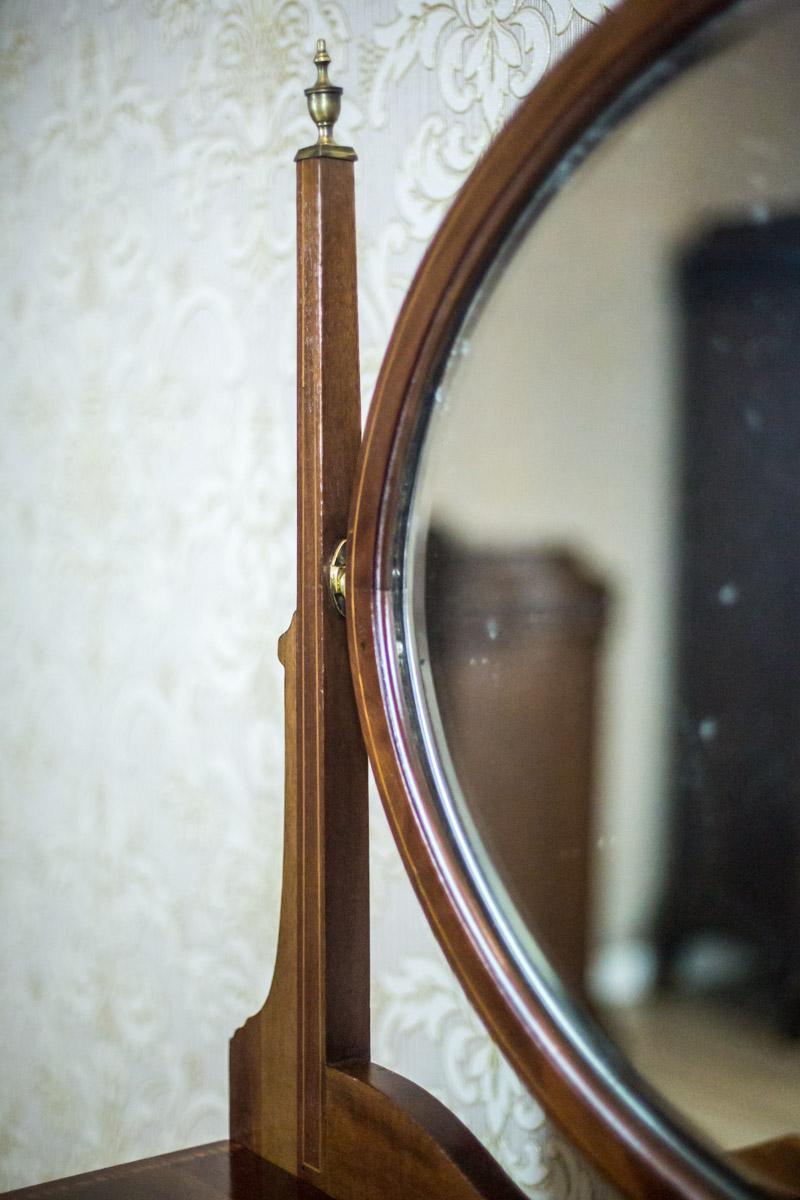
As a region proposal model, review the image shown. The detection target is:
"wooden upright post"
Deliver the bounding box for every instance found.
[293,41,369,1179]
[229,37,368,1184]
[230,41,522,1200]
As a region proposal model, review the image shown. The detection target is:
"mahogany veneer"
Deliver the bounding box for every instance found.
[2,1143,327,1200]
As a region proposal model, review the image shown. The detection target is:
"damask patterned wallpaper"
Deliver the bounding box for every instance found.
[1,1,616,1194]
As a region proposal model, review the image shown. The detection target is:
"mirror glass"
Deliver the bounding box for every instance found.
[402,0,800,1154]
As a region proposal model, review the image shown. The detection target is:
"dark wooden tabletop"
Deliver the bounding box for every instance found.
[2,1142,328,1200]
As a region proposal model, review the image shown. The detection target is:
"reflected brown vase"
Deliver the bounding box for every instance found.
[424,531,608,1000]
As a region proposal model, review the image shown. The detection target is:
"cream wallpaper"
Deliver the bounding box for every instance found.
[0,1,616,1194]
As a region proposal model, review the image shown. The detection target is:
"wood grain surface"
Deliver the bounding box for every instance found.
[230,153,369,1179]
[293,153,370,1173]
[1,1143,327,1200]
[229,149,524,1200]
[229,619,300,1175]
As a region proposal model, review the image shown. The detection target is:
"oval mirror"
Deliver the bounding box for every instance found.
[350,0,800,1196]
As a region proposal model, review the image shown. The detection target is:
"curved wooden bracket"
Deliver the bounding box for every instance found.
[229,612,522,1199]
[228,136,523,1200]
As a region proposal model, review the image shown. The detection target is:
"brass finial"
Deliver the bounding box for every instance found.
[295,39,356,162]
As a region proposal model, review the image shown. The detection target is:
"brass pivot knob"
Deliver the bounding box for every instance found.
[328,539,347,617]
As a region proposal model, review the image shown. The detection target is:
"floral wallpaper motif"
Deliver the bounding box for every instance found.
[1,0,617,1194]
[372,955,616,1198]
[368,0,552,132]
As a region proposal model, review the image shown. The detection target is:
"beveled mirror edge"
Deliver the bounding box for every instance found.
[347,1,795,1197]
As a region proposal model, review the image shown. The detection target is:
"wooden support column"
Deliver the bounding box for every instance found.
[230,41,523,1200]
[294,46,368,1180]
[229,37,368,1185]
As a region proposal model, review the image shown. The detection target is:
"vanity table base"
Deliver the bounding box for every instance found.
[2,1142,328,1200]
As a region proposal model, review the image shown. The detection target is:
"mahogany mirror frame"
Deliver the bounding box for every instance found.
[348,1,797,1197]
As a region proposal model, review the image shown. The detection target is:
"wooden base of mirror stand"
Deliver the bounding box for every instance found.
[227,155,523,1200]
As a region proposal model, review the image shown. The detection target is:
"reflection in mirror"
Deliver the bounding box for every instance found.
[404,0,800,1156]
